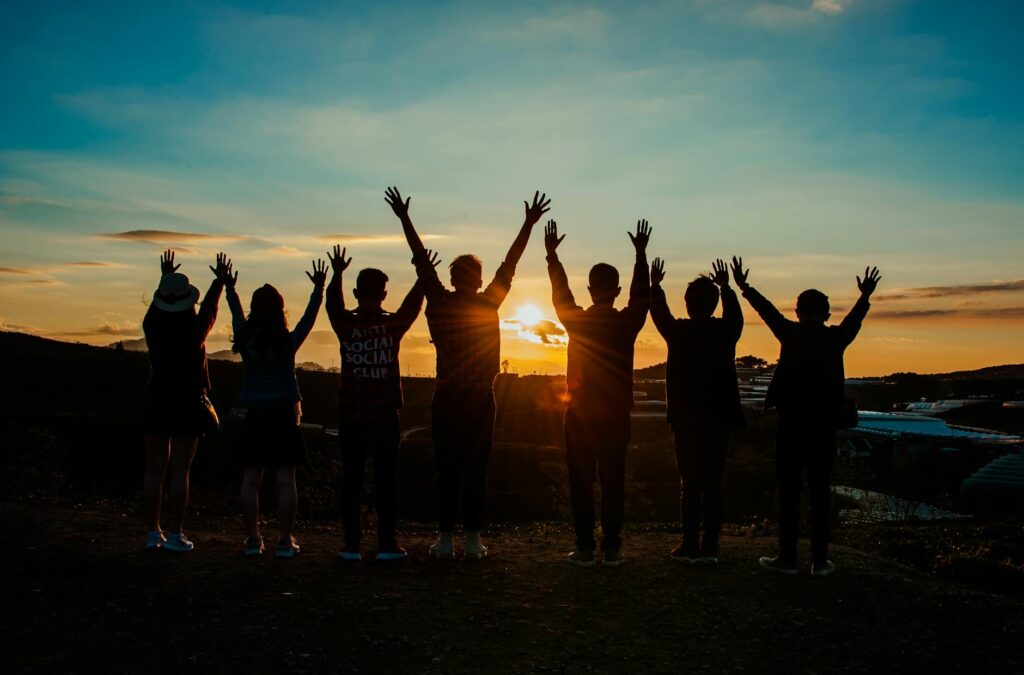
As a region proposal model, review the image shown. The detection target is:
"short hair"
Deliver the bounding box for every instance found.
[356,268,388,295]
[796,289,830,315]
[449,254,483,286]
[685,276,720,318]
[588,263,619,291]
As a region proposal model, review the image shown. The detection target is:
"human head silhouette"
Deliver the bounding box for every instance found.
[250,283,285,317]
[796,289,831,326]
[685,276,719,319]
[588,263,621,305]
[450,254,483,294]
[354,268,389,309]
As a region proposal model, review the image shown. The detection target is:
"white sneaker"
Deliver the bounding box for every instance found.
[145,530,166,550]
[465,532,488,561]
[428,533,455,560]
[567,549,596,568]
[163,532,194,552]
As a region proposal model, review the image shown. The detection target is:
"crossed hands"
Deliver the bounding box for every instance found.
[209,252,237,287]
[628,219,652,253]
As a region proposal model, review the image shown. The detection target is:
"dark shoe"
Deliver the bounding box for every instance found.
[567,549,596,568]
[275,536,300,559]
[671,544,702,564]
[759,556,799,576]
[602,549,625,568]
[244,536,265,557]
[338,545,362,562]
[811,560,836,576]
[376,543,408,561]
[701,556,719,565]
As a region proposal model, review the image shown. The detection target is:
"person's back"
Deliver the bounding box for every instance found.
[424,277,508,388]
[734,259,881,575]
[545,219,650,566]
[387,186,551,560]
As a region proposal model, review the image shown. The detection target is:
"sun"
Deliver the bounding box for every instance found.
[514,303,544,328]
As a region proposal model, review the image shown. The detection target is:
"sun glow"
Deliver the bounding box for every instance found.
[514,303,544,328]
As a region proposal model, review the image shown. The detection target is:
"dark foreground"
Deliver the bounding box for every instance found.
[3,503,1022,674]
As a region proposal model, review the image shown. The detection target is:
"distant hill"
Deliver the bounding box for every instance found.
[636,359,1024,382]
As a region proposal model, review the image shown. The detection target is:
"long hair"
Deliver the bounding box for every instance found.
[232,284,291,364]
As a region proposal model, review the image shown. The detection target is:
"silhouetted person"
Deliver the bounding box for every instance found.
[386,186,550,560]
[546,219,651,567]
[650,258,744,564]
[227,259,327,558]
[733,257,881,576]
[141,250,230,552]
[326,244,433,562]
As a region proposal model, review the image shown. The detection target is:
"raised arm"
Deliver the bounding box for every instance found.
[385,186,426,260]
[649,257,675,340]
[198,252,231,340]
[839,266,880,346]
[732,256,789,340]
[394,278,427,336]
[482,191,551,306]
[325,244,353,336]
[544,220,583,326]
[291,259,327,350]
[712,258,743,342]
[624,219,652,331]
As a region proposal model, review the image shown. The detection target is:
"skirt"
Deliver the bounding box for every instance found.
[141,390,218,438]
[235,405,308,468]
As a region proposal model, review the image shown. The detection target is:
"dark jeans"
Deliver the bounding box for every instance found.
[565,407,631,552]
[339,411,401,548]
[672,416,728,557]
[776,414,837,565]
[432,385,496,532]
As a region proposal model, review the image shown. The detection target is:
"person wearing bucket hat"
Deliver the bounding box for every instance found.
[141,249,233,553]
[226,258,327,559]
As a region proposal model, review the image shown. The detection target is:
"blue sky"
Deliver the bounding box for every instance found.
[2,0,1023,374]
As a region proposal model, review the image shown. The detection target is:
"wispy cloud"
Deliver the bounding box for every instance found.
[873,307,1024,320]
[876,279,1024,301]
[313,234,448,245]
[100,230,250,244]
[94,322,141,336]
[0,267,35,275]
[63,261,124,268]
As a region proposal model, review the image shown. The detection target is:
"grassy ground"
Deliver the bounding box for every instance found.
[3,502,1022,674]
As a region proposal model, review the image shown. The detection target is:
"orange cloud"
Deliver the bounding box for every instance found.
[101,230,250,244]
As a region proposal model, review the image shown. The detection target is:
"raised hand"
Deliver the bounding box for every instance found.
[160,249,180,274]
[711,259,729,287]
[328,244,352,273]
[306,259,328,286]
[651,258,666,286]
[384,186,411,220]
[423,249,442,268]
[544,219,565,255]
[523,191,552,226]
[628,219,652,253]
[857,266,882,297]
[209,252,236,286]
[731,256,749,290]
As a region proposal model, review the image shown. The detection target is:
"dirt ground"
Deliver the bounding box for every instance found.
[3,502,1022,675]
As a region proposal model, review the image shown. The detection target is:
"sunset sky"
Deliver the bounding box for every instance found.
[2,0,1023,377]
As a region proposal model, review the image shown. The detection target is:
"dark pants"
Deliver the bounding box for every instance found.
[565,407,631,552]
[776,414,837,565]
[672,416,728,557]
[432,385,496,532]
[339,411,401,548]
